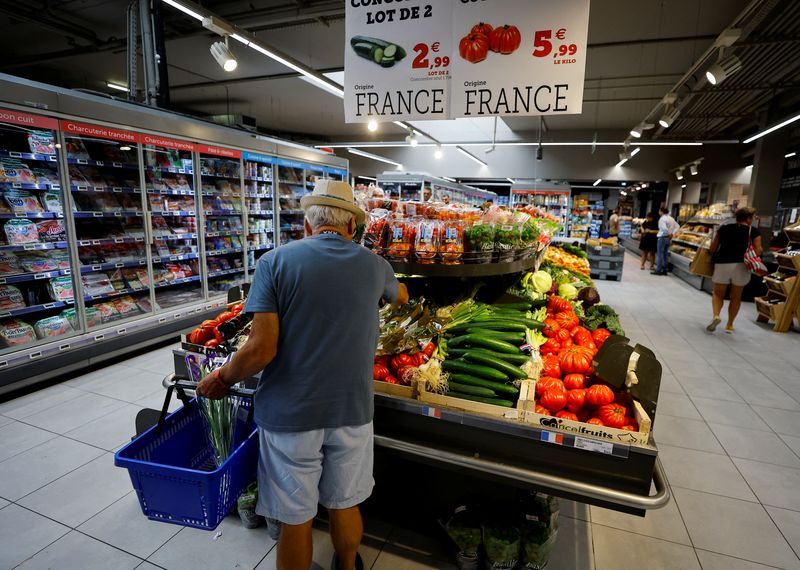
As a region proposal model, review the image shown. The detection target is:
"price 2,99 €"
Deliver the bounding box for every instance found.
[412,42,450,70]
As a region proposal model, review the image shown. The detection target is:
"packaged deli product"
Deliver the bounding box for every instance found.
[85,306,103,328]
[33,315,73,339]
[48,276,74,301]
[4,219,40,244]
[40,192,63,214]
[60,307,79,330]
[112,295,142,318]
[0,252,23,275]
[27,130,57,155]
[136,298,153,313]
[81,273,115,296]
[0,285,26,309]
[0,160,37,184]
[36,220,66,242]
[31,168,60,186]
[17,251,59,272]
[0,318,36,346]
[4,190,44,214]
[96,301,121,323]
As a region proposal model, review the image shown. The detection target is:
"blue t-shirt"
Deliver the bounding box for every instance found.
[244,233,399,432]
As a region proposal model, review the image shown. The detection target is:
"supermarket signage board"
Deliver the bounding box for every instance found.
[243,152,274,164]
[344,0,590,122]
[140,134,196,152]
[198,144,241,159]
[61,120,138,143]
[0,108,59,131]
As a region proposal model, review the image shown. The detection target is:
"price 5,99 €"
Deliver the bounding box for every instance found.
[533,28,578,61]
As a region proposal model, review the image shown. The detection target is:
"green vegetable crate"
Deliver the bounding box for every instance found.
[417,378,536,421]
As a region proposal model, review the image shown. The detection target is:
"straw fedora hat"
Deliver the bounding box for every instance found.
[300,179,365,224]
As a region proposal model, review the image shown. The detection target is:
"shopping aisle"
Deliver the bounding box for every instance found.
[1,251,800,570]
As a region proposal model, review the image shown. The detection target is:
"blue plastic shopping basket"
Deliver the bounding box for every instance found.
[114,375,259,531]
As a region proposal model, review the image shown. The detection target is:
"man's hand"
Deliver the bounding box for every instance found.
[196,370,230,400]
[394,283,410,307]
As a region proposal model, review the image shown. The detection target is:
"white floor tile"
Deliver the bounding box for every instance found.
[71,365,167,403]
[591,491,691,545]
[651,415,725,454]
[753,406,800,437]
[656,393,702,420]
[79,493,182,559]
[559,499,591,521]
[674,487,800,569]
[677,376,745,403]
[18,453,132,527]
[0,504,70,569]
[543,516,594,570]
[255,525,384,570]
[696,549,790,569]
[659,374,685,395]
[0,421,58,463]
[65,403,144,451]
[123,349,179,376]
[0,497,8,509]
[0,384,84,420]
[0,436,104,501]
[658,444,757,501]
[0,414,13,428]
[691,398,771,431]
[148,516,275,570]
[135,389,184,414]
[591,524,700,570]
[733,458,800,512]
[708,423,800,468]
[766,506,800,560]
[726,378,800,411]
[23,391,128,434]
[16,530,141,570]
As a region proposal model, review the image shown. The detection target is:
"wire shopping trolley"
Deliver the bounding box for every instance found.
[114,374,259,531]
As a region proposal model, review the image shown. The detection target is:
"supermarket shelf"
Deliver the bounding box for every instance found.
[147,188,193,196]
[206,248,243,256]
[679,231,712,238]
[277,180,303,185]
[85,287,148,303]
[0,182,60,191]
[208,268,245,278]
[205,230,243,238]
[80,259,147,273]
[388,255,541,277]
[73,210,143,218]
[247,210,273,216]
[247,229,273,235]
[0,150,59,162]
[144,165,193,175]
[205,209,241,216]
[244,177,272,183]
[0,300,69,319]
[154,253,199,263]
[0,269,68,285]
[199,171,239,180]
[0,241,69,252]
[280,209,304,215]
[68,158,138,170]
[151,210,195,217]
[153,233,198,241]
[155,276,201,289]
[71,185,139,194]
[671,238,702,248]
[244,193,272,198]
[77,237,144,247]
[0,212,61,219]
[248,244,274,252]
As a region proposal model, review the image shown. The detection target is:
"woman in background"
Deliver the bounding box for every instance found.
[639,212,658,270]
[707,207,762,333]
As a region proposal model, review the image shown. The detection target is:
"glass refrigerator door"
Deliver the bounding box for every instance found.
[277,165,306,245]
[63,131,153,328]
[0,115,78,351]
[243,156,274,279]
[142,144,203,310]
[199,153,245,296]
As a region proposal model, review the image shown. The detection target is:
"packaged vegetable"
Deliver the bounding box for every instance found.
[0,318,36,346]
[443,505,482,559]
[33,315,73,339]
[40,192,63,214]
[60,308,79,330]
[440,220,464,265]
[36,220,66,242]
[494,224,521,262]
[363,209,390,252]
[4,219,39,244]
[0,285,26,309]
[48,276,74,301]
[464,222,495,264]
[0,252,22,275]
[414,219,440,263]
[386,218,415,261]
[483,523,520,570]
[520,493,559,570]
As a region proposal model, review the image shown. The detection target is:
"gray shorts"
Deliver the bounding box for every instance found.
[713,262,750,287]
[255,422,374,525]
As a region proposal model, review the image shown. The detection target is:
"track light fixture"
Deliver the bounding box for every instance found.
[210,37,238,72]
[659,107,680,129]
[706,54,742,86]
[630,122,654,139]
[405,132,418,147]
[434,145,443,159]
[536,145,543,160]
[689,163,699,176]
[676,169,684,181]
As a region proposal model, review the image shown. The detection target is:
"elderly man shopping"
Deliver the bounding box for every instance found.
[197,180,408,570]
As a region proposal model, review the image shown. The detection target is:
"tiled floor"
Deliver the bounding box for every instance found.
[1,252,800,569]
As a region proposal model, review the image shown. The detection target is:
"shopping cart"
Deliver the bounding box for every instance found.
[114,374,259,531]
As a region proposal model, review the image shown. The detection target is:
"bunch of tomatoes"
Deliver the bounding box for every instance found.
[373,341,436,386]
[459,22,522,64]
[534,296,638,431]
[186,302,244,348]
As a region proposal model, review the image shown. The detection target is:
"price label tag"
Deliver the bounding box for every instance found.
[114,212,122,217]
[34,273,48,280]
[77,159,88,165]
[169,255,177,261]
[113,162,122,168]
[96,161,104,166]
[9,151,21,158]
[114,238,124,244]
[113,187,122,193]
[48,156,57,162]
[573,436,614,455]
[0,311,10,318]
[12,182,21,188]
[178,168,185,174]
[115,262,125,268]
[0,278,5,285]
[93,212,103,217]
[43,302,56,309]
[92,240,101,245]
[15,212,26,218]
[169,167,176,173]
[63,269,71,275]
[23,244,37,251]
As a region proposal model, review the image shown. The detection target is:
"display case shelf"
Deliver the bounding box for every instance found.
[144,165,192,175]
[0,241,69,252]
[80,259,147,273]
[155,276,201,288]
[205,209,240,216]
[247,210,273,216]
[0,270,68,285]
[68,158,138,170]
[151,210,195,217]
[248,244,273,252]
[388,256,541,277]
[154,253,199,263]
[206,248,243,256]
[147,188,193,196]
[244,177,272,183]
[154,233,198,241]
[0,301,70,319]
[71,185,139,194]
[0,150,58,162]
[0,182,60,191]
[0,212,61,219]
[77,237,144,247]
[208,268,244,278]
[73,210,143,218]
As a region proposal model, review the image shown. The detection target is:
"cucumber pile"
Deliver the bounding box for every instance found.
[441,301,543,408]
[350,36,407,68]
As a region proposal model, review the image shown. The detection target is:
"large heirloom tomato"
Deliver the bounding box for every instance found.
[471,22,494,37]
[542,318,561,338]
[459,34,490,63]
[566,389,586,412]
[489,25,522,54]
[586,384,615,407]
[547,296,572,313]
[542,354,561,379]
[540,388,567,413]
[592,328,612,347]
[556,411,578,421]
[535,377,565,397]
[558,346,594,374]
[598,404,628,429]
[555,311,580,332]
[540,338,560,356]
[563,373,586,390]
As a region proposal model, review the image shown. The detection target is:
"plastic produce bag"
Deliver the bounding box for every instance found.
[520,493,559,570]
[415,218,440,263]
[465,222,495,264]
[482,522,520,570]
[442,505,482,569]
[196,353,243,467]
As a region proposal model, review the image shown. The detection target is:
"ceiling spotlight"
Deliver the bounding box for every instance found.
[676,169,684,181]
[620,190,627,196]
[593,178,602,187]
[619,151,632,162]
[367,119,378,132]
[119,145,132,151]
[621,182,627,187]
[681,183,687,189]
[787,152,797,159]
[659,107,680,129]
[706,55,742,86]
[689,164,699,176]
[630,123,654,139]
[536,145,543,160]
[211,37,238,72]
[434,145,444,159]
[405,133,418,147]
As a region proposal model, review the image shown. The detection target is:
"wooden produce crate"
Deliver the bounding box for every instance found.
[521,399,652,446]
[755,293,787,322]
[776,253,800,272]
[417,379,535,422]
[765,275,796,296]
[374,379,416,399]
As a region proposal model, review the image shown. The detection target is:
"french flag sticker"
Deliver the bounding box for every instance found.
[540,431,563,445]
[422,407,442,419]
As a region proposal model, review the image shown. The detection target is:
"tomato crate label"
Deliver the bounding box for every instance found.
[573,436,614,455]
[344,0,590,122]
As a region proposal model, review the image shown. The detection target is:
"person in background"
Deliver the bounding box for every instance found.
[706,207,762,333]
[197,180,409,570]
[639,212,658,270]
[653,206,679,275]
[608,208,621,237]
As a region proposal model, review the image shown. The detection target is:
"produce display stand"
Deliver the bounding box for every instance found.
[388,253,542,278]
[669,208,733,292]
[758,223,800,332]
[587,245,625,281]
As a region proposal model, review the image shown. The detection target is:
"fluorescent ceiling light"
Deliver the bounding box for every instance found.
[230,33,249,46]
[787,152,797,158]
[706,55,742,86]
[615,158,629,168]
[434,146,444,159]
[442,176,456,182]
[742,112,800,144]
[620,190,627,196]
[367,119,378,132]
[106,81,128,92]
[248,42,345,98]
[119,145,132,151]
[458,146,488,167]
[507,178,516,184]
[357,175,376,181]
[210,40,238,71]
[347,147,402,167]
[630,147,641,157]
[593,179,602,186]
[162,0,204,20]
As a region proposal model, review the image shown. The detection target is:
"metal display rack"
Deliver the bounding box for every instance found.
[669,213,733,291]
[0,74,347,393]
[510,188,570,237]
[376,172,497,206]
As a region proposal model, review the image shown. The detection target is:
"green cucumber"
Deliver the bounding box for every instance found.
[450,321,528,333]
[350,36,406,61]
[492,302,533,310]
[448,373,519,395]
[476,315,544,329]
[352,42,378,61]
[447,334,520,354]
[463,351,528,379]
[373,47,384,64]
[442,359,508,381]
[447,392,515,407]
[446,348,529,366]
[383,44,397,59]
[447,382,496,397]
[380,57,395,68]
[465,329,525,342]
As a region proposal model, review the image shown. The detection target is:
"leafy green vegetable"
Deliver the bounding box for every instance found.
[557,243,587,258]
[465,223,495,252]
[582,303,624,336]
[484,524,521,567]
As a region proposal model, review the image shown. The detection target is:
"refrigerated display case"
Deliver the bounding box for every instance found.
[510,189,570,237]
[376,172,496,206]
[277,160,306,245]
[243,152,275,279]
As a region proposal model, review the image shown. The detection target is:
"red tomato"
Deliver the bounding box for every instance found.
[413,352,428,366]
[592,328,612,347]
[555,328,571,343]
[471,22,493,37]
[541,388,567,412]
[204,338,220,348]
[534,404,551,416]
[231,303,243,315]
[621,423,638,432]
[554,311,580,332]
[563,374,586,390]
[373,364,390,381]
[556,411,579,421]
[558,346,594,374]
[586,384,615,407]
[598,404,628,429]
[396,366,415,385]
[390,353,414,372]
[535,376,563,397]
[560,337,574,349]
[489,24,522,54]
[571,326,591,342]
[383,375,401,385]
[459,34,490,63]
[547,296,572,313]
[542,318,561,338]
[374,354,391,367]
[587,418,605,426]
[540,338,560,356]
[216,311,235,323]
[422,342,436,357]
[541,354,561,379]
[623,419,639,431]
[566,389,586,412]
